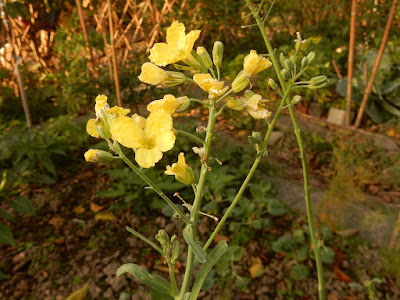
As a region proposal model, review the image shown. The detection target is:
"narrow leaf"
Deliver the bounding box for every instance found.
[183,226,207,264]
[189,241,228,300]
[117,263,173,296]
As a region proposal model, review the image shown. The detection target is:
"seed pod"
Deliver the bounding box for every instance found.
[279,53,286,68]
[232,72,249,93]
[280,69,291,81]
[301,57,308,69]
[307,51,316,64]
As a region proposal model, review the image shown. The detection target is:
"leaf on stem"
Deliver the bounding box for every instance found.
[183,226,207,264]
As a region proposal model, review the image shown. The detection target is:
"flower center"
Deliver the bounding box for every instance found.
[140,137,156,149]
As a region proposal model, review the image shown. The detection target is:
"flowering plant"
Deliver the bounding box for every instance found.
[84,2,328,299]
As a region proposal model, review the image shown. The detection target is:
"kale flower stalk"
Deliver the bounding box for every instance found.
[83,12,326,298]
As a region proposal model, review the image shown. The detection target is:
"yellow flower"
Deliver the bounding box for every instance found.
[132,114,146,129]
[106,106,131,118]
[95,94,109,117]
[86,119,99,138]
[138,62,169,85]
[147,94,189,115]
[84,149,114,163]
[165,153,195,185]
[110,110,176,168]
[243,50,272,77]
[193,73,228,100]
[149,21,201,67]
[245,94,271,119]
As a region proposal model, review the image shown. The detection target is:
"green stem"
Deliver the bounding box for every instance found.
[204,88,289,250]
[176,129,205,145]
[216,89,233,104]
[126,226,163,254]
[216,66,221,81]
[116,147,192,225]
[244,1,325,299]
[209,68,217,79]
[189,98,209,106]
[167,261,178,296]
[178,99,218,299]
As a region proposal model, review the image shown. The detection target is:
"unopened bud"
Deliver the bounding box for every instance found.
[309,81,328,90]
[171,240,180,263]
[227,99,246,111]
[232,72,249,93]
[290,55,297,65]
[173,64,194,71]
[291,95,302,104]
[244,89,255,99]
[177,96,190,111]
[197,47,213,70]
[280,69,291,81]
[295,32,302,52]
[165,71,186,87]
[156,229,170,250]
[285,59,294,71]
[268,79,278,90]
[212,41,224,67]
[301,57,309,69]
[183,53,202,71]
[84,149,115,163]
[310,75,327,85]
[279,53,286,68]
[307,51,315,63]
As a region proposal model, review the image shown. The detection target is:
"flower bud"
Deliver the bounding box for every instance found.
[183,53,202,70]
[164,71,186,87]
[310,75,327,85]
[244,89,255,99]
[309,81,328,90]
[279,53,286,68]
[197,47,213,70]
[284,59,294,72]
[295,32,303,52]
[212,41,224,67]
[268,79,278,90]
[232,72,249,93]
[84,149,115,163]
[177,96,190,112]
[291,95,302,105]
[227,99,246,111]
[173,64,194,71]
[196,126,206,134]
[290,55,297,65]
[156,229,170,251]
[280,69,291,81]
[307,51,315,63]
[171,240,180,263]
[301,57,309,69]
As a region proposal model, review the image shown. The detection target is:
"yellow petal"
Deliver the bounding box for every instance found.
[184,30,201,56]
[248,109,271,119]
[165,153,194,185]
[193,73,227,99]
[149,43,177,67]
[145,110,173,137]
[147,94,181,115]
[135,148,163,168]
[138,62,169,85]
[110,116,143,149]
[246,94,271,119]
[86,119,99,138]
[166,21,186,50]
[106,106,131,118]
[155,130,176,152]
[95,94,108,116]
[243,50,272,76]
[132,114,146,129]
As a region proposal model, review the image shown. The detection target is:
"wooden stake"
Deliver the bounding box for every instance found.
[345,0,357,126]
[107,0,122,107]
[14,58,32,128]
[75,0,92,61]
[354,0,398,128]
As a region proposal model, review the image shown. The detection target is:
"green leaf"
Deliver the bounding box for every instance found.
[9,197,35,214]
[293,229,305,244]
[271,235,293,253]
[267,198,287,216]
[183,226,207,264]
[0,269,10,280]
[320,246,335,264]
[189,241,228,300]
[0,208,14,221]
[293,246,308,262]
[348,282,364,290]
[0,223,15,246]
[150,289,174,300]
[290,264,310,280]
[116,263,173,296]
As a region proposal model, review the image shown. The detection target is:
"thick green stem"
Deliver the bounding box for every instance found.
[168,261,179,296]
[116,148,191,224]
[178,100,218,299]
[244,1,325,298]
